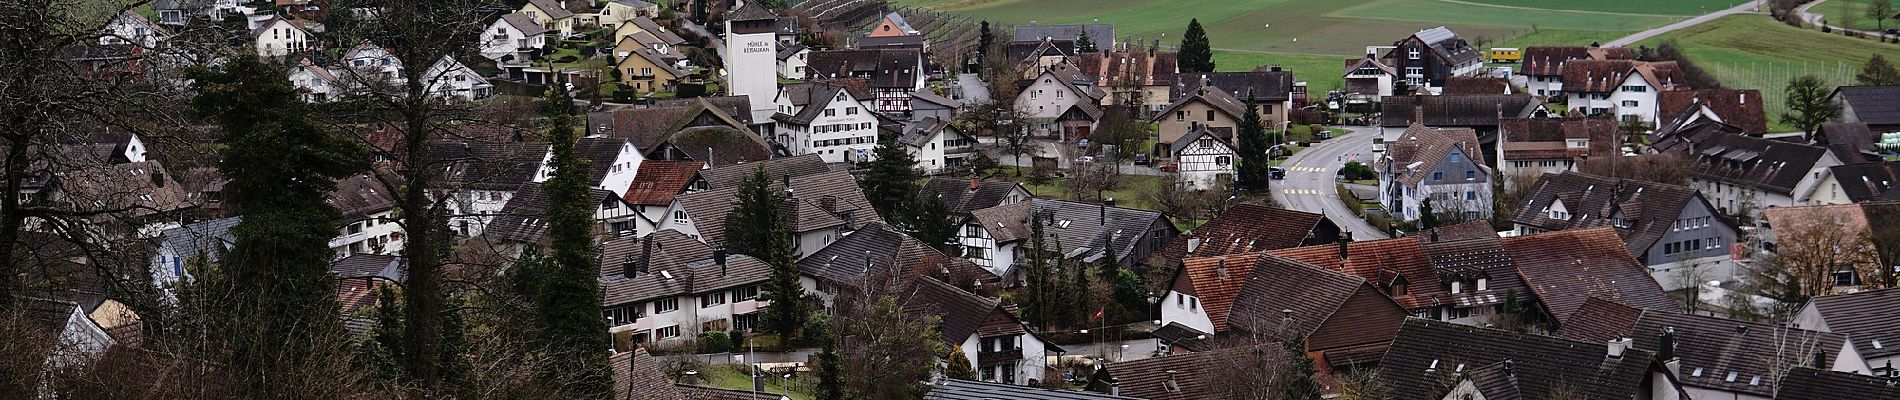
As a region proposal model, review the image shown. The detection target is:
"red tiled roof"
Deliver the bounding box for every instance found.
[1659,89,1767,134]
[1502,228,1680,322]
[623,160,702,205]
[1143,204,1334,271]
[1269,237,1444,311]
[1175,253,1261,332]
[1551,297,1644,344]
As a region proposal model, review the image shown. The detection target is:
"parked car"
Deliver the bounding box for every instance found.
[1269,167,1287,180]
[1076,156,1095,164]
[1133,153,1150,165]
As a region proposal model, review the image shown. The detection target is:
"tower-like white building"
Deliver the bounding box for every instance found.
[724,2,779,124]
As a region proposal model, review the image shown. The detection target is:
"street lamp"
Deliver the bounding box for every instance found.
[1146,292,1159,326]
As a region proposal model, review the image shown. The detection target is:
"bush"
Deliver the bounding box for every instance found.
[1340,161,1375,181]
[698,331,732,353]
[554,55,580,64]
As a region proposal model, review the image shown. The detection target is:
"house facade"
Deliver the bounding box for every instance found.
[597,0,659,28]
[1378,26,1484,92]
[1495,116,1617,187]
[1510,172,1741,290]
[1015,62,1101,136]
[1520,45,1635,98]
[615,47,683,94]
[1169,126,1235,191]
[961,198,1178,279]
[773,83,880,163]
[250,17,311,57]
[600,232,772,346]
[1377,124,1493,225]
[519,0,577,39]
[898,117,978,174]
[1561,60,1684,125]
[481,13,549,64]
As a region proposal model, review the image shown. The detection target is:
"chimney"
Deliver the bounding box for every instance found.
[1215,257,1228,280]
[682,370,699,385]
[1187,237,1202,254]
[1337,231,1353,260]
[753,366,766,392]
[1735,325,1749,336]
[969,178,981,192]
[1607,337,1632,359]
[1108,378,1120,396]
[1100,198,1113,225]
[1659,327,1676,362]
[714,247,728,275]
[1814,349,1828,370]
[782,174,792,195]
[1164,369,1179,390]
[151,170,165,188]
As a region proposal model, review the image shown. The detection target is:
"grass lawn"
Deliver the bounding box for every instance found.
[700,365,813,400]
[1023,174,1166,210]
[1457,0,1746,16]
[1637,14,1900,130]
[1813,0,1900,32]
[1212,50,1348,94]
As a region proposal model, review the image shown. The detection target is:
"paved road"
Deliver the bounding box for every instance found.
[1605,0,1762,47]
[1270,127,1390,240]
[956,73,991,104]
[680,21,727,58]
[1796,0,1894,38]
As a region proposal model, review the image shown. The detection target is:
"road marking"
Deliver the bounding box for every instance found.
[1279,189,1321,195]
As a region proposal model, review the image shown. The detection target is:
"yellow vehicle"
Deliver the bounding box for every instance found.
[1489,47,1522,63]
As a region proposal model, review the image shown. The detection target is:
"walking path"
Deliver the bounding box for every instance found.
[1605,0,1763,47]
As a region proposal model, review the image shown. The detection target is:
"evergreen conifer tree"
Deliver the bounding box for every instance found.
[1235,98,1271,193]
[1179,19,1215,72]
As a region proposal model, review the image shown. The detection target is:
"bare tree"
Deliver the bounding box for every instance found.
[1769,207,1882,299]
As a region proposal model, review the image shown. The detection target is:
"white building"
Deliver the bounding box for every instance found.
[657,170,879,257]
[1563,60,1684,126]
[723,1,781,124]
[1014,62,1100,132]
[101,11,166,48]
[249,16,311,57]
[897,117,978,174]
[772,83,879,163]
[481,13,550,64]
[288,61,341,103]
[777,44,809,80]
[909,278,1053,386]
[1377,124,1493,224]
[421,56,494,102]
[534,137,644,197]
[1168,126,1236,191]
[596,0,659,28]
[601,231,772,346]
[328,174,403,259]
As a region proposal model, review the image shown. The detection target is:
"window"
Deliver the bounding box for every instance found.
[732,286,759,301]
[1408,47,1421,60]
[1451,281,1462,294]
[847,107,858,115]
[700,292,726,307]
[672,210,687,224]
[1465,170,1475,179]
[1198,137,1215,148]
[1476,278,1488,291]
[1057,90,1064,99]
[1621,85,1646,92]
[1176,111,1185,121]
[1205,109,1215,121]
[1405,67,1422,76]
[1465,191,1476,200]
[824,109,836,117]
[1215,156,1231,166]
[654,298,679,313]
[657,325,681,339]
[1433,172,1444,181]
[1621,100,1639,108]
[1190,297,1199,310]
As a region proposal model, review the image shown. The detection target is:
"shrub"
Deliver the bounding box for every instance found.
[698,331,732,353]
[1340,161,1375,181]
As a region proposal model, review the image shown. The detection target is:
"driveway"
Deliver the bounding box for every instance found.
[956,73,991,104]
[1270,127,1390,240]
[1605,0,1763,47]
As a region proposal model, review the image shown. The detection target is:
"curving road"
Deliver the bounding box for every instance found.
[1605,0,1763,47]
[1270,127,1390,240]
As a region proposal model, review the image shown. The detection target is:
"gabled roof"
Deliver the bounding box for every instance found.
[655,126,772,167]
[604,98,750,152]
[1174,253,1261,332]
[802,48,922,88]
[1441,77,1511,95]
[1820,122,1879,155]
[695,154,831,189]
[1098,343,1286,400]
[332,254,404,282]
[157,216,240,265]
[926,378,1140,400]
[628,17,684,45]
[1802,286,1900,361]
[576,137,636,185]
[1679,130,1833,195]
[1558,302,1851,397]
[1226,255,1403,354]
[1521,46,1634,76]
[610,348,687,400]
[484,182,624,244]
[431,141,549,191]
[608,0,656,9]
[1007,38,1074,67]
[924,177,1024,217]
[1498,116,1616,161]
[1144,204,1330,271]
[498,12,549,37]
[1509,172,1715,257]
[1502,228,1680,322]
[1342,56,1395,77]
[1562,60,1683,93]
[1167,125,1233,156]
[1381,318,1661,400]
[622,47,685,77]
[1829,162,1900,202]
[910,90,961,109]
[903,278,1006,345]
[524,0,575,20]
[52,160,194,222]
[1075,50,1178,88]
[798,222,998,288]
[897,116,961,148]
[598,250,771,308]
[1551,297,1645,344]
[967,198,1175,265]
[677,385,792,400]
[1270,237,1443,311]
[875,12,917,35]
[1390,26,1482,67]
[1379,123,1485,187]
[775,82,856,125]
[1778,367,1900,399]
[1833,85,1900,125]
[623,160,702,205]
[1380,94,1541,128]
[726,0,776,21]
[327,173,398,222]
[1171,71,1294,102]
[671,170,879,246]
[776,43,808,61]
[1420,235,1528,309]
[1658,89,1766,135]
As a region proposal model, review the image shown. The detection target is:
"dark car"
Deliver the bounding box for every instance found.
[1268,167,1287,180]
[1133,153,1151,165]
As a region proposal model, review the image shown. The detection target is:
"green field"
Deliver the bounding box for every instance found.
[1211,50,1349,93]
[1638,14,1900,131]
[1813,0,1900,31]
[1458,0,1747,16]
[892,0,1688,55]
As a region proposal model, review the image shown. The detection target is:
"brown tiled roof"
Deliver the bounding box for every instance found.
[1441,77,1511,95]
[1502,228,1680,322]
[1414,220,1496,243]
[611,348,687,400]
[1152,85,1248,145]
[1099,343,1287,400]
[1270,237,1443,311]
[332,253,404,281]
[1419,236,1528,309]
[658,126,772,168]
[968,198,1175,266]
[903,278,1006,345]
[1382,318,1660,400]
[1559,304,1851,397]
[1821,122,1879,155]
[1658,89,1766,134]
[51,160,194,223]
[924,177,1025,217]
[671,170,879,247]
[1509,172,1718,260]
[1521,46,1634,77]
[1559,59,1637,93]
[431,141,549,191]
[624,160,703,205]
[1174,253,1260,332]
[697,154,831,189]
[1074,50,1178,87]
[1142,204,1334,271]
[599,229,713,278]
[1226,255,1406,355]
[1380,94,1541,128]
[802,48,921,88]
[1802,286,1900,361]
[968,201,1032,243]
[327,173,398,223]
[604,99,750,152]
[1778,367,1900,399]
[335,276,396,314]
[1380,123,1485,187]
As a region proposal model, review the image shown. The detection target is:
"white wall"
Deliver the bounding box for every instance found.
[254,19,310,57]
[1015,72,1080,120]
[724,22,778,123]
[1610,74,1662,125]
[1159,290,1215,335]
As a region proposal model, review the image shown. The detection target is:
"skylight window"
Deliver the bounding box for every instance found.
[1873,340,1884,349]
[1427,359,1439,372]
[1748,375,1761,386]
[1691,368,1703,377]
[1725,372,1738,382]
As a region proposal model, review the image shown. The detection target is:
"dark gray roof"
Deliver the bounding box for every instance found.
[696,153,831,189]
[526,0,574,19]
[803,49,922,88]
[499,13,550,37]
[796,222,997,287]
[1381,94,1542,128]
[484,183,624,244]
[157,216,241,264]
[629,17,684,45]
[1835,85,1900,126]
[1171,71,1295,102]
[1675,130,1832,195]
[598,249,773,307]
[1382,318,1661,400]
[969,198,1177,266]
[1011,23,1113,46]
[1777,367,1900,399]
[924,177,1024,217]
[1558,306,1850,397]
[577,138,634,186]
[1804,287,1900,361]
[925,379,1140,400]
[671,170,878,247]
[776,43,807,61]
[332,254,405,282]
[1508,172,1717,259]
[431,141,549,191]
[726,0,776,21]
[897,117,960,148]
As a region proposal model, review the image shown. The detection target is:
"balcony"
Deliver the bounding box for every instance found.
[977,349,1023,363]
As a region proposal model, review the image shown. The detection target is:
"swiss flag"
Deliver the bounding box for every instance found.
[1091,306,1104,320]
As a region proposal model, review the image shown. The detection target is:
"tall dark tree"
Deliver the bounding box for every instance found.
[732,166,811,339]
[1419,198,1440,230]
[191,56,370,396]
[1023,213,1052,330]
[1781,74,1841,142]
[815,334,844,400]
[1235,99,1271,193]
[1077,30,1098,53]
[860,138,923,221]
[909,187,960,253]
[1178,18,1215,73]
[531,88,614,396]
[978,21,994,62]
[1858,54,1900,86]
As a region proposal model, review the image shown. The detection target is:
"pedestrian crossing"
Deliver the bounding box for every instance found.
[1281,188,1322,195]
[1284,166,1328,173]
